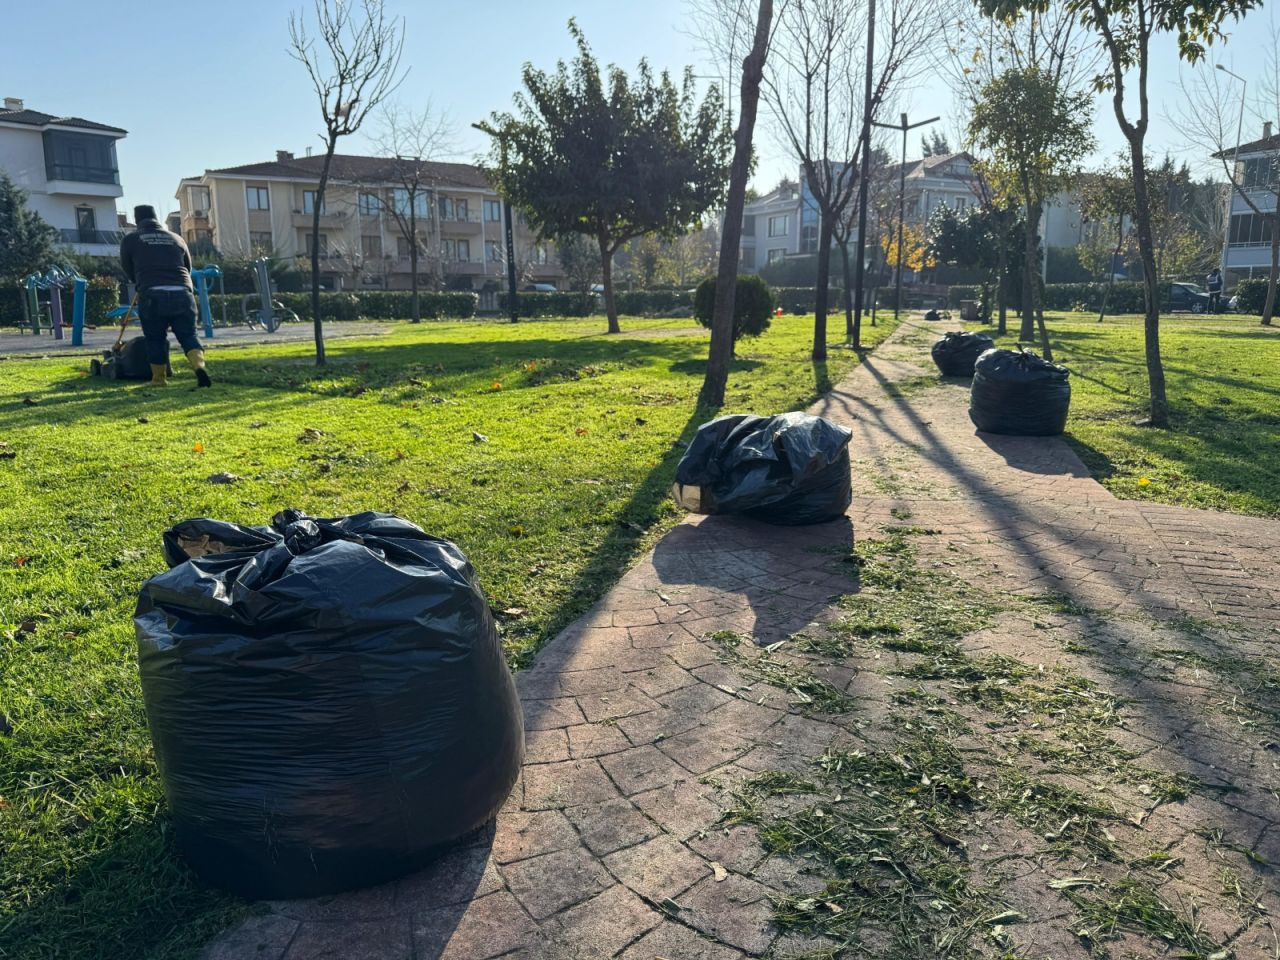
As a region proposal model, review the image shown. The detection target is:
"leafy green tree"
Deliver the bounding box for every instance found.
[480,21,730,334]
[0,173,58,281]
[694,274,774,348]
[927,204,1018,326]
[979,0,1262,424]
[557,233,602,293]
[920,130,952,158]
[968,66,1095,360]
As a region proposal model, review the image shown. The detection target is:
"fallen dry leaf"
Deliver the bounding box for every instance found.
[711,862,728,882]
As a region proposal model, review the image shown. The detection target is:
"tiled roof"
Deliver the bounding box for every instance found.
[207,153,491,188]
[0,108,126,134]
[1213,134,1280,159]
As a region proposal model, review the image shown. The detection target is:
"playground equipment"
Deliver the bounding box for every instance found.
[190,265,225,339]
[240,257,300,332]
[20,265,87,343]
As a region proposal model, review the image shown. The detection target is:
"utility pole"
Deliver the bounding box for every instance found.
[851,0,875,349]
[873,112,938,324]
[1217,64,1247,278]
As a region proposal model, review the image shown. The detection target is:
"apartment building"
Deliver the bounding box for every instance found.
[1217,122,1279,284]
[0,96,127,255]
[174,152,563,291]
[739,179,803,270]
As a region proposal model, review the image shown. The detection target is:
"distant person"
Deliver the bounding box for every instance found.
[1206,268,1224,313]
[120,205,211,387]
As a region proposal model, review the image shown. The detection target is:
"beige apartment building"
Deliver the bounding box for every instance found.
[174,151,563,296]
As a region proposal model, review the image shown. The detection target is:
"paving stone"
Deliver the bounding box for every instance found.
[521,697,586,731]
[631,780,723,841]
[395,846,504,911]
[523,728,571,764]
[600,744,692,796]
[563,798,660,856]
[501,847,613,920]
[412,891,538,960]
[603,834,710,902]
[522,759,619,810]
[616,921,746,960]
[541,884,662,960]
[283,919,413,960]
[677,874,778,955]
[565,721,632,758]
[491,810,580,865]
[199,913,299,960]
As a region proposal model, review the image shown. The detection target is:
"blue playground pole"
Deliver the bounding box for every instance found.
[25,276,40,335]
[71,277,87,346]
[193,268,216,339]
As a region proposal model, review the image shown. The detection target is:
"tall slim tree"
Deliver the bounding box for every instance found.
[980,0,1262,426]
[968,66,1095,360]
[479,22,730,335]
[289,0,404,365]
[0,173,57,281]
[372,102,452,323]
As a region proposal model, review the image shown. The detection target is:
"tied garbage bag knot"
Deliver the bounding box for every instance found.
[672,412,853,525]
[135,509,524,900]
[969,347,1071,436]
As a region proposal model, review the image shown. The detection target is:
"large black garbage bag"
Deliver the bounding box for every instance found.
[931,331,994,377]
[90,336,170,380]
[969,348,1071,436]
[135,509,524,900]
[673,412,853,525]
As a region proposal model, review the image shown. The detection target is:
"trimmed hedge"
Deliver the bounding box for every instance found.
[498,291,596,317]
[1233,278,1275,314]
[614,289,693,317]
[693,275,775,342]
[207,290,478,322]
[948,282,1147,313]
[773,286,845,315]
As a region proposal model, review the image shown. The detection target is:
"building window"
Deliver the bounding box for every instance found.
[440,197,469,221]
[188,186,210,213]
[767,215,789,237]
[531,244,549,265]
[246,186,270,210]
[193,228,213,245]
[742,214,756,234]
[250,230,273,252]
[442,238,471,261]
[1229,212,1275,247]
[42,130,118,184]
[767,248,785,264]
[397,235,416,258]
[740,246,756,269]
[306,232,328,257]
[393,188,430,217]
[800,224,818,254]
[484,199,502,222]
[303,190,325,215]
[486,240,503,262]
[1242,156,1280,190]
[361,235,382,258]
[956,197,967,213]
[358,192,381,215]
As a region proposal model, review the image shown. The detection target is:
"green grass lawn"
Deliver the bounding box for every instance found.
[991,311,1280,517]
[0,313,892,960]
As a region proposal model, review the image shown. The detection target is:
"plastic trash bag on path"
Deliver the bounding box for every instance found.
[931,330,995,377]
[135,509,523,899]
[673,412,853,525]
[969,348,1071,436]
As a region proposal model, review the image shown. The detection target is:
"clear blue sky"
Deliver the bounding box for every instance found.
[3,0,1274,216]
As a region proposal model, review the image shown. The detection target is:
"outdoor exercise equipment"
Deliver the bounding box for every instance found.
[190,265,225,339]
[240,257,300,331]
[19,265,87,342]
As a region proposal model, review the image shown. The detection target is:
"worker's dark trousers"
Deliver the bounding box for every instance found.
[138,289,202,365]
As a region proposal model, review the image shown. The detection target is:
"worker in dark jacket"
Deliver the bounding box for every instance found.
[1206,268,1224,313]
[120,205,211,387]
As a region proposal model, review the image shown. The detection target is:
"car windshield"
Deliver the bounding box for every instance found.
[1177,283,1206,294]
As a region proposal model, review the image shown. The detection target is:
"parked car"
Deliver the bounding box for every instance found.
[1167,281,1211,313]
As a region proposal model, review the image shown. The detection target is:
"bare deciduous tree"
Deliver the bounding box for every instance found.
[372,102,453,323]
[766,0,933,360]
[289,0,404,364]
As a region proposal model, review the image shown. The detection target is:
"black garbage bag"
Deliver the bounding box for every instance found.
[969,348,1071,436]
[89,336,170,380]
[673,412,853,525]
[135,509,524,899]
[931,331,995,377]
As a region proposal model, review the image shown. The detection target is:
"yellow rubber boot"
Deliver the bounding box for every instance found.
[148,364,168,386]
[186,349,212,388]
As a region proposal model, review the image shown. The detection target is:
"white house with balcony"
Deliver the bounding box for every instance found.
[1217,122,1279,285]
[0,96,127,256]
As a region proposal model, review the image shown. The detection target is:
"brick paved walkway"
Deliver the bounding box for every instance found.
[202,319,1280,960]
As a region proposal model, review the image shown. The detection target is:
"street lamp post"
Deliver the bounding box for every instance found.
[872,113,939,323]
[1217,64,1247,279]
[850,0,876,348]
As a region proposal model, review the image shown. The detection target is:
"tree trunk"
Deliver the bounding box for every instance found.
[1128,142,1169,426]
[701,0,772,407]
[409,204,421,323]
[599,234,619,334]
[311,139,336,366]
[1263,191,1280,326]
[812,214,835,361]
[996,239,1008,335]
[1098,214,1122,324]
[839,238,858,348]
[1020,201,1040,343]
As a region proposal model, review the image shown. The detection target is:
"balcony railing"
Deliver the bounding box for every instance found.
[47,164,119,185]
[60,228,124,245]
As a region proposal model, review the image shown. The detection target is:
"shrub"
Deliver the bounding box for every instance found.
[771,286,845,315]
[948,281,1147,314]
[693,275,775,342]
[1233,278,1272,314]
[614,289,693,317]
[498,291,596,317]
